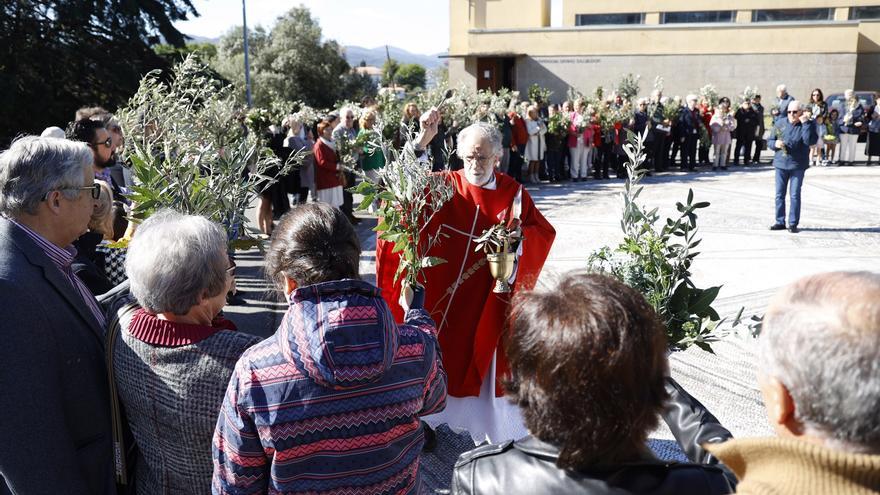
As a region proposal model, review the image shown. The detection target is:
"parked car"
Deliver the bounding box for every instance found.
[825,91,877,142]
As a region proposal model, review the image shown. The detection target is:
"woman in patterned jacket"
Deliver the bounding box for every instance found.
[213,202,447,495]
[112,209,261,494]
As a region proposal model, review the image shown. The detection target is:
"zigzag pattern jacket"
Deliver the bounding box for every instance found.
[212,279,447,495]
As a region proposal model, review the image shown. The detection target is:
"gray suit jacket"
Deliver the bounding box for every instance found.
[0,218,115,494]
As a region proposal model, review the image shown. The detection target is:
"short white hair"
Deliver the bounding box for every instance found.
[777,84,787,93]
[760,271,880,452]
[844,89,854,99]
[339,106,355,118]
[0,136,92,216]
[787,100,802,112]
[685,94,698,103]
[126,210,228,315]
[456,122,503,161]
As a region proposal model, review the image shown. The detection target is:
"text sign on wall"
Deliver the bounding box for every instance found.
[534,58,602,64]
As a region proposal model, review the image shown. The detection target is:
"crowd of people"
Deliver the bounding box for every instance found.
[250,84,879,237]
[0,83,878,495]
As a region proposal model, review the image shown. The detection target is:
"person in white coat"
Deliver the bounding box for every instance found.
[524,104,547,183]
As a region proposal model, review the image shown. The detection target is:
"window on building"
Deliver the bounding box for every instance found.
[850,6,880,20]
[575,13,644,26]
[752,9,833,22]
[661,11,735,24]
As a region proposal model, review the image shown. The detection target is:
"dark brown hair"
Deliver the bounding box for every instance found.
[316,121,332,137]
[266,203,360,289]
[506,273,669,470]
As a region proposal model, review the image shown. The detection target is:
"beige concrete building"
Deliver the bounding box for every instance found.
[447,0,880,101]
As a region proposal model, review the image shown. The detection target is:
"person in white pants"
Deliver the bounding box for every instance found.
[568,102,593,181]
[839,89,865,166]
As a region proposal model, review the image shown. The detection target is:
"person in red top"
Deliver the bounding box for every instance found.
[312,120,343,208]
[507,107,529,183]
[376,110,556,442]
[699,97,714,166]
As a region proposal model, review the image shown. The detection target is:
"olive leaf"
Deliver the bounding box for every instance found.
[586,129,737,352]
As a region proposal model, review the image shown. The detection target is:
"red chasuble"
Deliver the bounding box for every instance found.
[375,170,555,397]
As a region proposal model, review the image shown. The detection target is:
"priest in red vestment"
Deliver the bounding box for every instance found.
[375,111,556,441]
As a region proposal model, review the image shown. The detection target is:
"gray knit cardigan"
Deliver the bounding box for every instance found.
[113,307,261,495]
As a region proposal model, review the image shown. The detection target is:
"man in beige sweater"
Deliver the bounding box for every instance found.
[707,271,880,494]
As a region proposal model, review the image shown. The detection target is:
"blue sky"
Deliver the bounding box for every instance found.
[174,0,452,55]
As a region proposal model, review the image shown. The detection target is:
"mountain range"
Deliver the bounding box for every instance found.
[185,35,445,70]
[342,45,445,70]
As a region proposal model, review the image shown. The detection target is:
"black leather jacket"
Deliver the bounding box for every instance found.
[451,379,736,495]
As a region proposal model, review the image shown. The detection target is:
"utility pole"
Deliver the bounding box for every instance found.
[242,0,253,107]
[385,45,396,89]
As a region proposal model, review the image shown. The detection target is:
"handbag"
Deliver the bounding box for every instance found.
[105,301,141,492]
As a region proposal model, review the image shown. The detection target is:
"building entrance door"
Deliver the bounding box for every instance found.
[476,57,516,92]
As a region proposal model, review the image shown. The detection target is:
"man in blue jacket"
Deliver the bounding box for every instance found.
[767,101,818,234]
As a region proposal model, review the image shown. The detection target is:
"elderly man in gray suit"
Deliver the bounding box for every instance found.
[0,136,115,494]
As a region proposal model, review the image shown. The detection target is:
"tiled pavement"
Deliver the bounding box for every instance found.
[225,154,879,492]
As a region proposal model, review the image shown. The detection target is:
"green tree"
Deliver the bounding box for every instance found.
[213,6,351,108]
[0,0,199,144]
[154,42,218,65]
[213,25,269,103]
[381,59,400,86]
[342,71,378,102]
[396,63,426,90]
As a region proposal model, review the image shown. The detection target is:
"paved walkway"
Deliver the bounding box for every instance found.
[224,158,880,493]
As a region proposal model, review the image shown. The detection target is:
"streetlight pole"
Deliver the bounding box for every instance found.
[242,0,253,107]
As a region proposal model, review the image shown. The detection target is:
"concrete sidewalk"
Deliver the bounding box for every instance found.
[223,152,879,493]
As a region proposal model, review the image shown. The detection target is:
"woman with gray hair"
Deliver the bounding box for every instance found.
[110,209,260,494]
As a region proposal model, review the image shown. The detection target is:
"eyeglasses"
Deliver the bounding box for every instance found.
[465,155,493,165]
[91,137,113,149]
[42,183,101,201]
[788,110,801,115]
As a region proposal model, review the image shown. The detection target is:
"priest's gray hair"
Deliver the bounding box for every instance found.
[456,122,503,160]
[126,209,229,315]
[759,271,880,453]
[0,136,92,217]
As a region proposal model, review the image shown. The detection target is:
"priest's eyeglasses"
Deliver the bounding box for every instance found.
[465,154,493,165]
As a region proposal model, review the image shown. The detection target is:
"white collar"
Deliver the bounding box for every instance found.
[319,137,336,150]
[480,173,497,190]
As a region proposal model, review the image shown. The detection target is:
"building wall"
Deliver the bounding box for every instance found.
[448,57,478,91]
[461,22,861,56]
[484,0,550,29]
[448,0,880,97]
[450,0,549,53]
[562,0,880,24]
[855,21,880,90]
[514,53,859,103]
